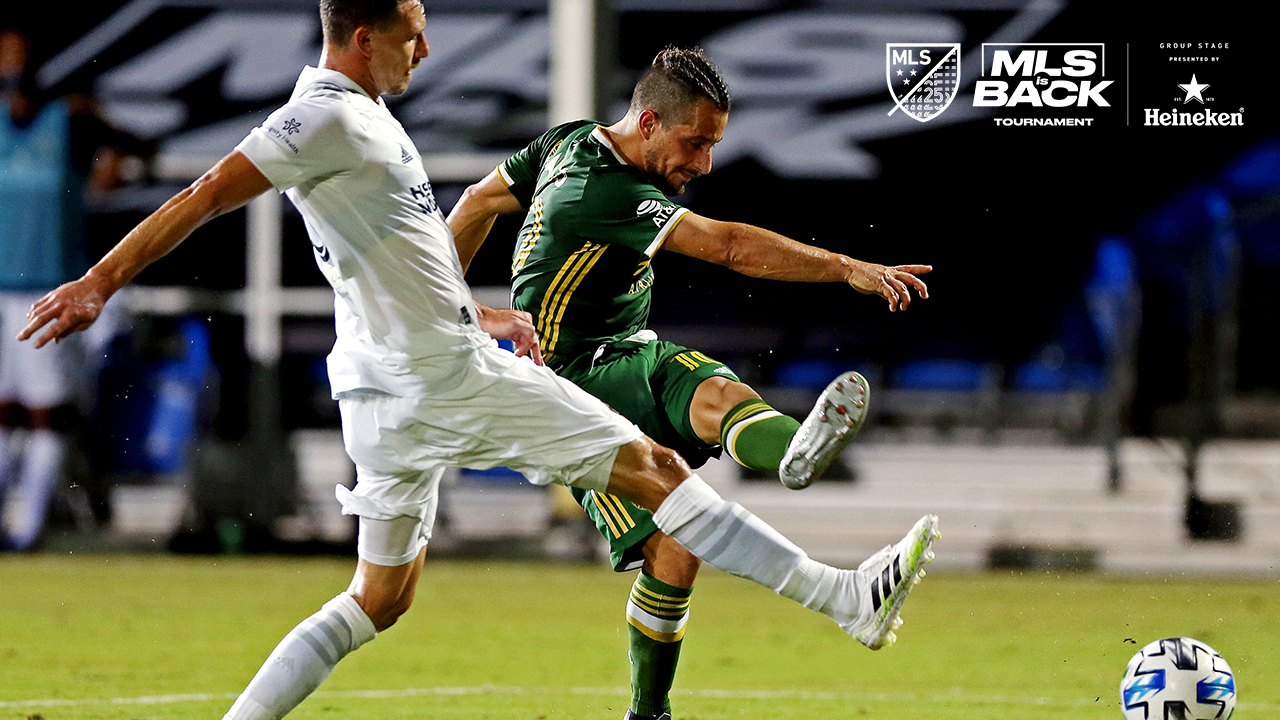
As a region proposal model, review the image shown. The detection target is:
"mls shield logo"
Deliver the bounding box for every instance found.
[887,44,961,122]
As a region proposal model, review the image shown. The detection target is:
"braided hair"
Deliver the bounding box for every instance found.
[629,45,731,124]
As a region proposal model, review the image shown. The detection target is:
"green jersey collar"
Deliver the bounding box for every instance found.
[590,126,630,166]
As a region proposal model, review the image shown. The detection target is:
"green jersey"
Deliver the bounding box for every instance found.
[499,121,689,368]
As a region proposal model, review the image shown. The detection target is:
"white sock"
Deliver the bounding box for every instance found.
[3,429,66,550]
[651,475,857,624]
[223,592,377,720]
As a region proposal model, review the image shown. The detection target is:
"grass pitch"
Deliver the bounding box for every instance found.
[1,555,1277,720]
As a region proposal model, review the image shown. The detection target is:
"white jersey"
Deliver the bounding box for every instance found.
[236,66,482,397]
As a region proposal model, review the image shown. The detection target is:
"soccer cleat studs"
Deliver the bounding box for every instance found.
[778,372,872,490]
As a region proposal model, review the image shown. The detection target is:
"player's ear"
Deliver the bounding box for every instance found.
[638,109,660,140]
[353,25,375,58]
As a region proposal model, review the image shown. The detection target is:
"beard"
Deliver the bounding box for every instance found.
[640,147,684,195]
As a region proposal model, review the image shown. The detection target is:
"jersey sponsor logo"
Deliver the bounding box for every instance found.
[636,199,663,216]
[637,200,678,229]
[628,267,655,295]
[886,44,960,122]
[263,122,301,154]
[974,43,1112,117]
[629,259,654,294]
[409,182,438,214]
[282,117,301,135]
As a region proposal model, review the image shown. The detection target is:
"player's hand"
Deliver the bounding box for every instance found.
[846,262,931,312]
[475,304,544,366]
[17,275,113,349]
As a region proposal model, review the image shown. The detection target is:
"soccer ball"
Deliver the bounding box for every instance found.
[1120,637,1236,719]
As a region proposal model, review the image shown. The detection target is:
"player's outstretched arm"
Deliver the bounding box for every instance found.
[448,169,523,273]
[18,151,274,348]
[664,212,931,312]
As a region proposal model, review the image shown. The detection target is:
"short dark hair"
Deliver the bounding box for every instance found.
[320,0,413,46]
[629,46,731,124]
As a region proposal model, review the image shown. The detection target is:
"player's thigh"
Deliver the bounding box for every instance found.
[343,346,641,491]
[457,346,644,489]
[652,343,744,447]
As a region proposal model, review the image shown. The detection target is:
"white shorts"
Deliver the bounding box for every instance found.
[337,341,643,567]
[0,292,84,408]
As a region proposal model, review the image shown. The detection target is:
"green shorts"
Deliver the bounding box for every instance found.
[558,338,739,571]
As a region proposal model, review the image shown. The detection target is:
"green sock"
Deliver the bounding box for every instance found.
[627,572,693,718]
[719,398,801,470]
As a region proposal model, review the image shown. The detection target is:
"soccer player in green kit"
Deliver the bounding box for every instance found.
[447,46,932,720]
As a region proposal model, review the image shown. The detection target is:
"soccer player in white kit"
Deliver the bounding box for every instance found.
[18,1,939,717]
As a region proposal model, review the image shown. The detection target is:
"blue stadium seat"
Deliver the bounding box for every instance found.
[773,358,847,392]
[891,358,993,391]
[1220,139,1280,201]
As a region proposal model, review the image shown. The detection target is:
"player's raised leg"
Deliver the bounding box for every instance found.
[689,371,872,491]
[607,437,938,648]
[689,376,800,473]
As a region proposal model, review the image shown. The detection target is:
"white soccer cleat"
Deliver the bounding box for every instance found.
[778,372,870,490]
[840,514,940,650]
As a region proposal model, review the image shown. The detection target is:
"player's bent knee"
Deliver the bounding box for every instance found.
[608,437,694,511]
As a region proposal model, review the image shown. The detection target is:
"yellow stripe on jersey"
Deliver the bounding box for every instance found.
[542,242,608,359]
[536,242,598,350]
[589,491,625,538]
[512,198,544,275]
[595,492,636,531]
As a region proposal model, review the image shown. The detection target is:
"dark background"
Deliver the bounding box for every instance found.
[7,1,1273,434]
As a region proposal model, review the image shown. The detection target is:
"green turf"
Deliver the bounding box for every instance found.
[1,555,1276,719]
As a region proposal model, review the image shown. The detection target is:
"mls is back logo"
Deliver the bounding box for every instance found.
[886,44,961,122]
